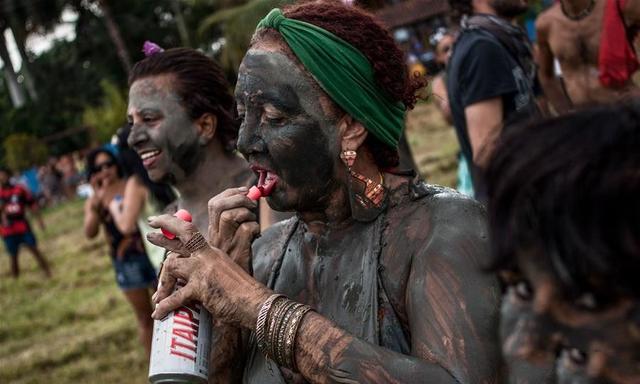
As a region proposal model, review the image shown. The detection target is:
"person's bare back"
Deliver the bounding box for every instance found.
[536,0,640,112]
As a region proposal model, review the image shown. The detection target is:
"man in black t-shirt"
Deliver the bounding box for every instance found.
[447,0,539,202]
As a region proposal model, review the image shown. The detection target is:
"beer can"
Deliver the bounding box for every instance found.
[149,282,211,383]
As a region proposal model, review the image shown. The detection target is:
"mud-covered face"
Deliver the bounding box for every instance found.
[127,75,204,184]
[500,255,640,384]
[235,47,343,212]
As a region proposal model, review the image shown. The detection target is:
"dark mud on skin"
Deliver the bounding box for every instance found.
[235,50,343,213]
[500,257,640,384]
[231,43,500,384]
[246,184,502,383]
[128,76,205,184]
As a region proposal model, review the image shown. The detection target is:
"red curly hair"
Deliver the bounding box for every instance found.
[283,1,424,109]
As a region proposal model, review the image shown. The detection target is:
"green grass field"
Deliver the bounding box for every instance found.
[0,103,457,384]
[0,199,149,384]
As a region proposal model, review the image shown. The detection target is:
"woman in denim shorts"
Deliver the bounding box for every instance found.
[83,148,156,357]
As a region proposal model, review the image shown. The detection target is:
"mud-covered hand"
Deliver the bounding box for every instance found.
[146,213,199,256]
[147,213,271,328]
[207,187,260,273]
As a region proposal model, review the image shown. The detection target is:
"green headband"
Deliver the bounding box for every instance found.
[256,8,406,148]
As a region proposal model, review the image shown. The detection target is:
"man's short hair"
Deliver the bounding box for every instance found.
[487,101,640,303]
[448,0,473,22]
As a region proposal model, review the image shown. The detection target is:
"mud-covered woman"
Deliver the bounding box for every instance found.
[147,2,502,383]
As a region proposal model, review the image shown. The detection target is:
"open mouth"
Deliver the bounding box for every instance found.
[251,165,279,197]
[139,149,162,168]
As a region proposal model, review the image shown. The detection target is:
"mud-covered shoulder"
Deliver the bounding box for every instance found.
[251,216,299,286]
[381,183,487,291]
[402,185,501,384]
[416,183,490,269]
[387,182,488,264]
[421,183,486,226]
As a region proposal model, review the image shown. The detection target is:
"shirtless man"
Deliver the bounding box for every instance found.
[536,0,640,113]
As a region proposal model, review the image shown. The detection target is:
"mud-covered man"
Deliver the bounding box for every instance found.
[536,0,640,113]
[487,101,640,383]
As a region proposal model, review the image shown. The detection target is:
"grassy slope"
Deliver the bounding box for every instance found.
[0,103,456,383]
[0,199,149,384]
[406,101,460,187]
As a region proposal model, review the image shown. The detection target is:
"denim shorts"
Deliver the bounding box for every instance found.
[112,252,157,291]
[2,231,37,257]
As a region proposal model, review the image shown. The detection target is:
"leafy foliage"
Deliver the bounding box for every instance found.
[0,0,226,161]
[82,79,128,144]
[198,0,292,72]
[3,133,49,170]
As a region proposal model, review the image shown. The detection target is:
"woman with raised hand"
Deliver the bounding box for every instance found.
[147,2,501,382]
[83,148,156,356]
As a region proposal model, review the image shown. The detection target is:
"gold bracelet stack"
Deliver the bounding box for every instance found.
[255,294,313,371]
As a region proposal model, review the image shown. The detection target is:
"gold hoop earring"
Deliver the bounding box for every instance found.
[341,149,387,221]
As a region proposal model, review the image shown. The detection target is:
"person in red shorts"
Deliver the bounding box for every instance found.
[0,167,51,278]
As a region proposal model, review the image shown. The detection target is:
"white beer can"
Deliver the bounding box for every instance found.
[149,283,211,383]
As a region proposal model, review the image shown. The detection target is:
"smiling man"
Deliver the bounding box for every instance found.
[487,101,640,383]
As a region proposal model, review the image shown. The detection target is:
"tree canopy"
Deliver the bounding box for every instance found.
[0,0,256,168]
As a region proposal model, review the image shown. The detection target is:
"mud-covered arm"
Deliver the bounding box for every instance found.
[205,188,262,383]
[290,197,501,383]
[535,15,572,115]
[205,219,282,384]
[149,198,501,383]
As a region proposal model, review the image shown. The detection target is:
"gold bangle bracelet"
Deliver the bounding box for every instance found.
[268,298,292,361]
[276,302,302,366]
[284,305,312,370]
[255,294,285,353]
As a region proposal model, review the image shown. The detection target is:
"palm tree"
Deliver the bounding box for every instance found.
[171,0,192,46]
[0,19,26,108]
[2,0,39,101]
[80,0,131,74]
[0,0,69,103]
[198,0,292,72]
[97,0,132,73]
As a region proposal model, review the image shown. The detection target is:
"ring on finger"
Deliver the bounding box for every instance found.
[184,232,208,254]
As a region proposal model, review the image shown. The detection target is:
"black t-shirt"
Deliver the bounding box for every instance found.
[447,28,538,202]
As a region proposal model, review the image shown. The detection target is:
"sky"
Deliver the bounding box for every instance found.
[1,7,77,72]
